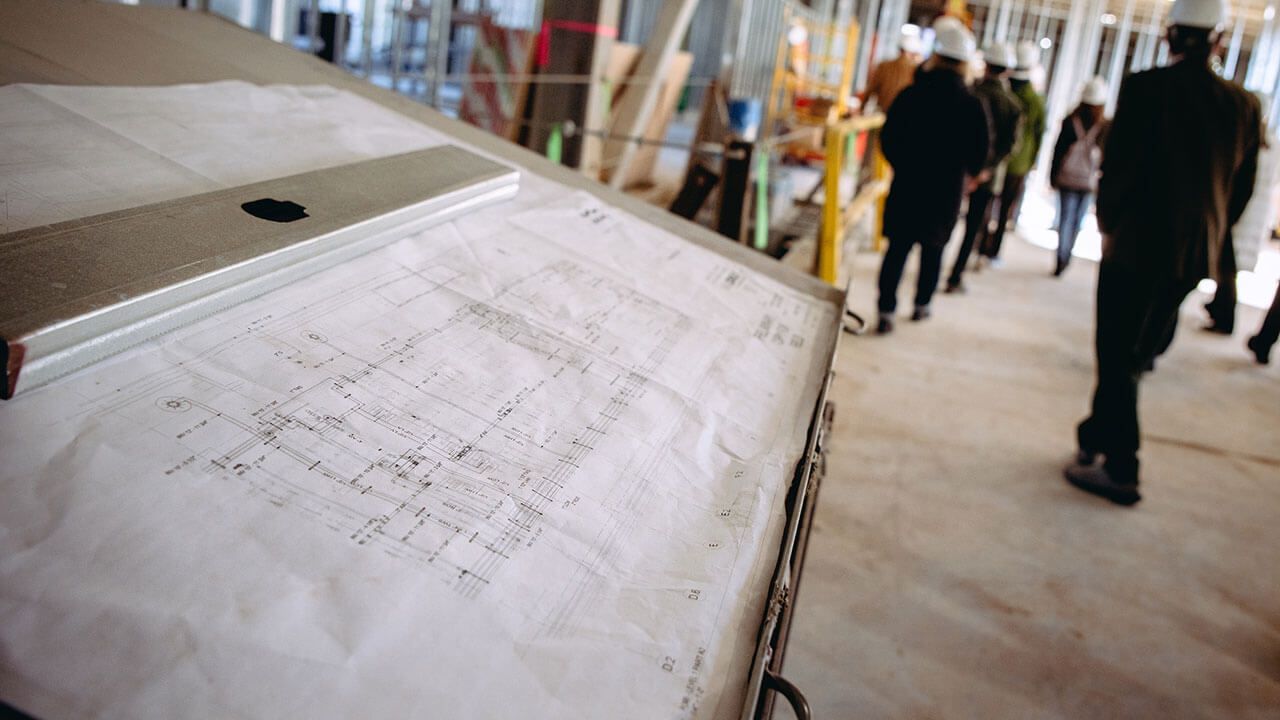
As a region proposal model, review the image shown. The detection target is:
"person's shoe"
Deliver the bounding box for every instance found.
[1075,448,1098,466]
[1063,463,1141,506]
[944,280,966,294]
[1247,334,1271,365]
[911,305,931,321]
[876,315,894,335]
[988,257,1003,269]
[1053,262,1066,277]
[1201,321,1233,335]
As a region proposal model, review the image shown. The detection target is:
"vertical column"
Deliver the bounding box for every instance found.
[390,1,405,92]
[1043,0,1092,158]
[1033,0,1049,46]
[1264,21,1280,92]
[361,0,376,77]
[307,0,321,57]
[875,0,905,65]
[1130,0,1157,73]
[425,0,451,106]
[1079,0,1105,76]
[983,0,1001,47]
[1247,5,1277,90]
[874,0,894,67]
[1008,0,1025,44]
[1224,13,1245,81]
[854,0,882,90]
[1104,0,1136,116]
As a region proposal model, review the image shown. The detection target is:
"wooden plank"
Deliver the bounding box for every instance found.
[603,0,699,190]
[601,43,693,188]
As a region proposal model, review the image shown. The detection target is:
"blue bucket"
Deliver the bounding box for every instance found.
[727,98,763,141]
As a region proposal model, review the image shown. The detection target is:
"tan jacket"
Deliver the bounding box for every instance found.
[864,55,918,112]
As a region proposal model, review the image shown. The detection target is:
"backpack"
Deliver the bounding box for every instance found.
[1056,115,1103,191]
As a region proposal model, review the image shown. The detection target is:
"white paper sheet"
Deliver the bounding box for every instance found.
[0,82,833,719]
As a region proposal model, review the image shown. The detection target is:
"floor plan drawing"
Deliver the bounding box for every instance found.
[0,83,837,720]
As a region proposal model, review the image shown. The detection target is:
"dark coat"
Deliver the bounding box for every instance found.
[1096,59,1262,283]
[881,66,989,246]
[973,75,1022,172]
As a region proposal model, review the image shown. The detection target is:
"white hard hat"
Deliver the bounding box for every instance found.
[1168,0,1229,31]
[787,23,808,46]
[983,42,1016,70]
[1082,76,1108,105]
[932,17,975,62]
[900,24,923,55]
[1010,40,1039,79]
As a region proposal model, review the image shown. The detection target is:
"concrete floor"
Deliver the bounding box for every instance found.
[776,203,1280,718]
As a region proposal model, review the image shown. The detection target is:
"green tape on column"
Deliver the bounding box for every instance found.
[754,150,769,251]
[547,122,563,165]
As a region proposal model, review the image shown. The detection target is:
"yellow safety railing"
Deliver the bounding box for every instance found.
[818,113,889,285]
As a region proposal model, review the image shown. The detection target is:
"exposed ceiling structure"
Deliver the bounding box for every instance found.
[959,0,1279,40]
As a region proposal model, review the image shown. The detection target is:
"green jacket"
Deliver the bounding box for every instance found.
[1006,81,1046,176]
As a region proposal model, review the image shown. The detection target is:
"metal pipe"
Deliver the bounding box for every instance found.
[1264,21,1280,92]
[427,0,452,107]
[855,0,882,92]
[1105,0,1136,117]
[390,2,405,93]
[1033,0,1050,45]
[1248,6,1277,90]
[1009,0,1025,44]
[982,0,998,47]
[361,0,375,77]
[335,0,349,67]
[1225,12,1245,81]
[307,0,321,57]
[1079,0,1104,76]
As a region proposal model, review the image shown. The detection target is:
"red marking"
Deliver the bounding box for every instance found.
[538,19,618,67]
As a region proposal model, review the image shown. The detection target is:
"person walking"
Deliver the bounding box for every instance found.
[1049,77,1109,276]
[1065,0,1261,505]
[980,40,1045,266]
[944,42,1022,294]
[1203,92,1280,334]
[1247,282,1280,364]
[863,26,924,113]
[875,17,988,334]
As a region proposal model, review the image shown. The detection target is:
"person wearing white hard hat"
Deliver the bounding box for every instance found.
[980,39,1046,266]
[873,16,988,333]
[1048,77,1110,277]
[862,25,924,113]
[1066,0,1262,505]
[944,42,1022,294]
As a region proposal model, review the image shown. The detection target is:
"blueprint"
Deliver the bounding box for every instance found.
[0,83,835,720]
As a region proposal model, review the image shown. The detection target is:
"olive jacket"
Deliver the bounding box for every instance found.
[973,74,1023,174]
[1005,80,1045,176]
[1096,59,1262,283]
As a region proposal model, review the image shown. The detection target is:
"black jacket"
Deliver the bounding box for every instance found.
[1096,59,1261,282]
[881,66,989,246]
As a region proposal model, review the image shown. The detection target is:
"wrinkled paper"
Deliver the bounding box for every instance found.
[0,82,832,719]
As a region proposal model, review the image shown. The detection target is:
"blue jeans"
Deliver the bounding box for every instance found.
[1055,189,1091,273]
